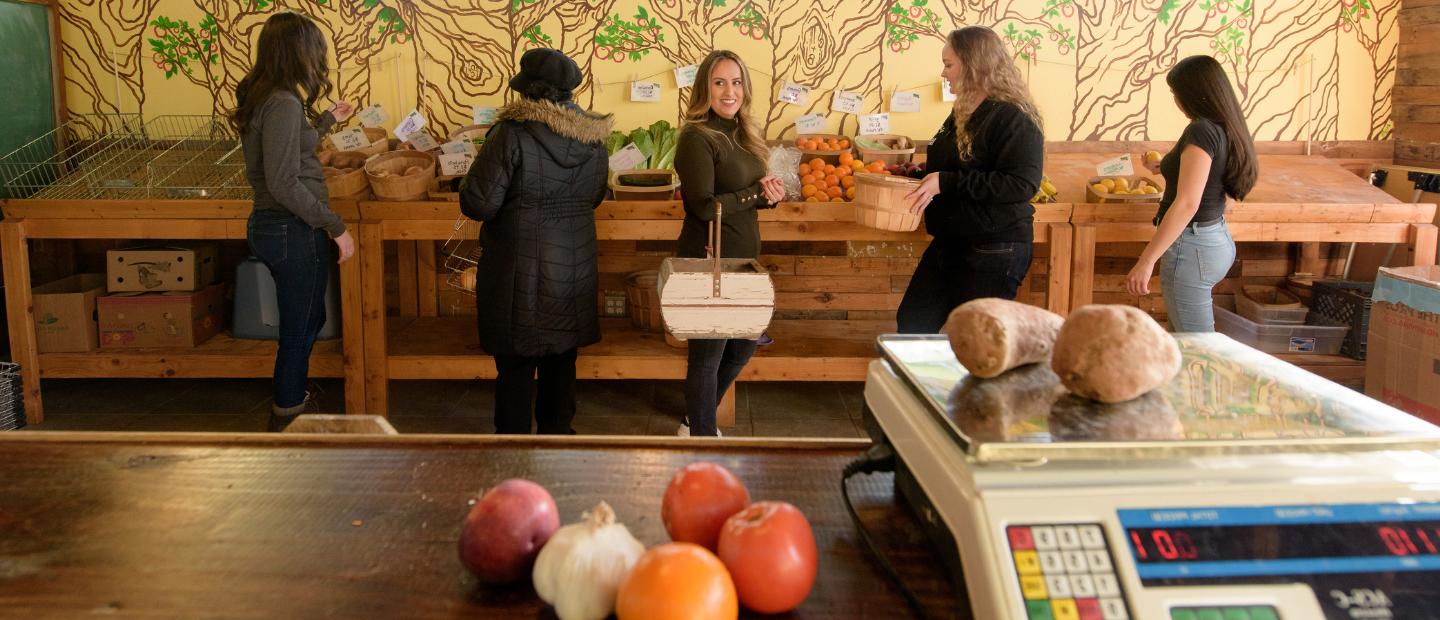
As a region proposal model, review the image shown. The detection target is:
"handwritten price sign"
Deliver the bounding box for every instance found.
[330,127,368,152]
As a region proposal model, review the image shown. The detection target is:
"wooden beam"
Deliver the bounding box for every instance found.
[1047,222,1072,315]
[1070,225,1096,310]
[398,241,418,317]
[1412,223,1440,265]
[360,223,389,416]
[20,219,235,239]
[718,385,736,429]
[417,241,438,317]
[339,238,367,415]
[1,222,42,424]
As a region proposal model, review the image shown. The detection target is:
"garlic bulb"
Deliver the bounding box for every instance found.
[532,501,646,620]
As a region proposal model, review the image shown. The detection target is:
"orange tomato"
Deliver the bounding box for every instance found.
[617,543,738,620]
[838,152,854,166]
[841,176,855,188]
[823,174,840,188]
[826,186,842,198]
[798,163,811,177]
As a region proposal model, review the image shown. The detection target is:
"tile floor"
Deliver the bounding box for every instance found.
[19,378,870,438]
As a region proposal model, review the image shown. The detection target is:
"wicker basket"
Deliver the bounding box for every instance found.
[320,127,389,157]
[323,165,369,197]
[853,134,915,167]
[852,172,922,232]
[610,169,679,201]
[449,124,491,146]
[365,151,437,202]
[795,134,853,165]
[626,270,663,331]
[1086,175,1164,203]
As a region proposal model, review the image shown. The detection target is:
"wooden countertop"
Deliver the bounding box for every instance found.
[0,433,967,619]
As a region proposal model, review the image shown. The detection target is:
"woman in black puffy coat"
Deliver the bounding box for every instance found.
[460,49,613,434]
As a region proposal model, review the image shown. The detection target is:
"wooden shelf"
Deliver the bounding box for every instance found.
[386,317,890,381]
[39,333,344,379]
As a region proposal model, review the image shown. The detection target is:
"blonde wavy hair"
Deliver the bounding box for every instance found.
[947,26,1043,160]
[680,50,769,164]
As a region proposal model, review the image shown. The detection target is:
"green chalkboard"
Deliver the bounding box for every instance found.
[0,0,57,200]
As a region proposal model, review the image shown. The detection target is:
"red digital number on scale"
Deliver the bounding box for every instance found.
[1378,526,1440,556]
[1130,529,1199,561]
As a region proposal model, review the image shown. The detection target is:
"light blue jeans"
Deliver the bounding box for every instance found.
[1159,218,1236,332]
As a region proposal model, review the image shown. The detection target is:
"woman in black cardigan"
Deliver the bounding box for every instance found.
[899,26,1046,333]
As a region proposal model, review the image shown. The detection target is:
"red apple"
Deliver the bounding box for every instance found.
[458,479,560,583]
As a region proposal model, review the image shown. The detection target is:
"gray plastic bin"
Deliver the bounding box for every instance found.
[232,257,341,340]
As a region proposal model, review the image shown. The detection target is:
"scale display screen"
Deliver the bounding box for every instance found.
[1120,503,1440,619]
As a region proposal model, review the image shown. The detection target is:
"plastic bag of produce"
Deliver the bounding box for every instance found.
[768,146,803,201]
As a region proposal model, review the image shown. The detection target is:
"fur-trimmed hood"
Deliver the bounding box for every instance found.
[495,98,612,168]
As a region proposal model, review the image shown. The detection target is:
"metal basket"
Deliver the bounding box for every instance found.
[0,362,25,431]
[440,216,482,293]
[0,114,250,200]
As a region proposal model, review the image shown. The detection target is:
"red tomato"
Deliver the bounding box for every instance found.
[616,543,738,620]
[661,462,750,550]
[717,501,818,613]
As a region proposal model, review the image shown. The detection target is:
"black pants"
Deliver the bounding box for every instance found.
[493,348,578,435]
[247,209,333,411]
[684,338,758,437]
[896,239,1033,334]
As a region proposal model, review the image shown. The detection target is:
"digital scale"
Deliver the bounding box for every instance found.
[863,333,1440,620]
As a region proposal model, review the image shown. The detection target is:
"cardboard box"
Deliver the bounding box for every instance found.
[107,245,218,292]
[32,274,106,352]
[1365,265,1440,424]
[97,284,226,349]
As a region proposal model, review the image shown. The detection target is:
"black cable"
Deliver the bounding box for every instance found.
[842,442,933,620]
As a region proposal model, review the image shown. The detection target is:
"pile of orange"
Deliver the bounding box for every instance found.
[795,136,850,152]
[798,153,891,202]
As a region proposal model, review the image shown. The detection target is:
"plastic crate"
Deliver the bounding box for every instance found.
[1310,280,1373,360]
[1214,296,1349,354]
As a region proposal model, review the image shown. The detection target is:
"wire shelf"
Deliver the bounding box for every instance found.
[0,362,24,431]
[0,114,251,201]
[441,216,482,293]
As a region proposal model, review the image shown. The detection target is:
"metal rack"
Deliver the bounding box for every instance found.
[0,362,24,431]
[0,114,250,200]
[440,215,481,293]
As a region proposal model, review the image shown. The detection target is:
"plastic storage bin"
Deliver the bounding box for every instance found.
[1213,295,1348,354]
[1234,289,1309,325]
[233,257,341,341]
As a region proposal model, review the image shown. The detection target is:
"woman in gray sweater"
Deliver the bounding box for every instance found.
[229,12,355,431]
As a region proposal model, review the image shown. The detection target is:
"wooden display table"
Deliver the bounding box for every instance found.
[0,433,965,618]
[0,200,367,423]
[358,200,1074,417]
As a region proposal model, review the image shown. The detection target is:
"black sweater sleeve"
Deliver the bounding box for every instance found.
[937,105,1044,204]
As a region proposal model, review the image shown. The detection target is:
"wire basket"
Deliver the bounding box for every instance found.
[440,216,482,293]
[0,362,25,431]
[0,113,145,199]
[0,114,250,200]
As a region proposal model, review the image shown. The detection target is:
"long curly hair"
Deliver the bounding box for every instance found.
[229,12,333,135]
[680,50,769,164]
[946,26,1043,160]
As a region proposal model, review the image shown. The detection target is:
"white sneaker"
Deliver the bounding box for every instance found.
[676,423,721,437]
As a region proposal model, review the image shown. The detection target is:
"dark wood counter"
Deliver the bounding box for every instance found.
[0,433,966,619]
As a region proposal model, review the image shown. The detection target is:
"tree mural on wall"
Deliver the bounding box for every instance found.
[759,0,890,137]
[57,0,163,126]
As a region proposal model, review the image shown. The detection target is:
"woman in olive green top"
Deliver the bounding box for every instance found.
[672,50,786,437]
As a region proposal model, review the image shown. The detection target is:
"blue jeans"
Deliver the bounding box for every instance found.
[247,209,334,410]
[896,239,1034,333]
[1159,219,1236,332]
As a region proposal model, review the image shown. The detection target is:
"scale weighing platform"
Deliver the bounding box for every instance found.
[863,333,1440,620]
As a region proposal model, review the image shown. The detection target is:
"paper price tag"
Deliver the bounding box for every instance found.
[330,127,368,152]
[406,132,439,152]
[674,64,699,89]
[609,142,646,171]
[832,91,864,115]
[440,140,476,156]
[891,91,921,113]
[472,106,497,126]
[858,113,891,136]
[940,81,957,102]
[439,152,476,177]
[1097,154,1135,177]
[394,109,427,142]
[630,81,662,102]
[777,81,810,106]
[794,114,826,134]
[357,105,388,128]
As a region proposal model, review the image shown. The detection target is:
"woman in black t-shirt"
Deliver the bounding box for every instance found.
[1127,55,1258,332]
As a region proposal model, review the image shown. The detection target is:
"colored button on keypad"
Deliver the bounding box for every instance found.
[1014,550,1042,575]
[1052,599,1080,620]
[1010,526,1036,550]
[1021,575,1049,600]
[1076,598,1103,620]
[1028,600,1056,620]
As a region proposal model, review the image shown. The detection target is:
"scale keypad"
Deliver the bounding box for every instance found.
[1008,523,1130,620]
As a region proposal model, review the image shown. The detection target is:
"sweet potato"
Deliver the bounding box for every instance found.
[943,298,1064,378]
[1051,305,1181,403]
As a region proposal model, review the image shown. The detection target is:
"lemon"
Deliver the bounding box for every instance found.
[1145,150,1163,163]
[1114,177,1131,192]
[1100,179,1116,192]
[1091,183,1109,194]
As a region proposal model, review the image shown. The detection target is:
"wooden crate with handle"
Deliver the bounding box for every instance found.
[659,202,775,340]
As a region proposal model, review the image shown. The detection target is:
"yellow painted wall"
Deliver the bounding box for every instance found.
[57,0,1395,142]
